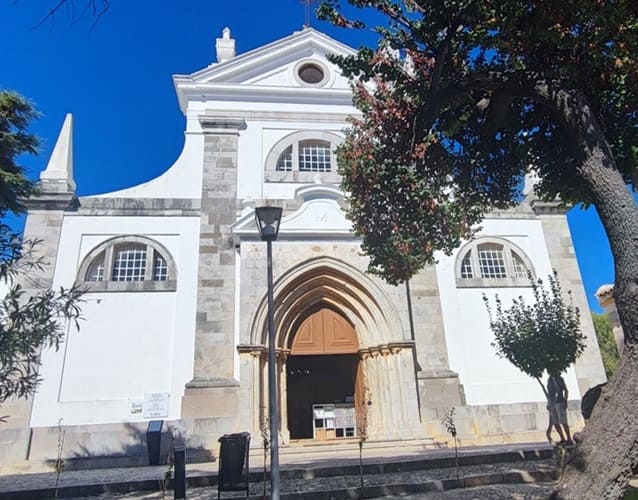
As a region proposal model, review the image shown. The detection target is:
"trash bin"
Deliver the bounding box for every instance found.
[217,432,250,499]
[146,420,163,466]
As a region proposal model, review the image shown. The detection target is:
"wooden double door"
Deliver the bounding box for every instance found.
[286,307,365,440]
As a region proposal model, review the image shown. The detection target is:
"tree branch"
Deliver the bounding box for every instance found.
[32,0,109,30]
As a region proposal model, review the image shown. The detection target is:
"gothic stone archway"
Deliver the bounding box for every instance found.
[244,257,423,443]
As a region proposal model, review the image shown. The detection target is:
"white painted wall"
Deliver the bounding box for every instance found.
[92,129,204,199]
[236,122,346,201]
[30,215,199,427]
[436,218,582,406]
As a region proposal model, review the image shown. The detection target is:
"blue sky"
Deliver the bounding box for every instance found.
[1,1,614,312]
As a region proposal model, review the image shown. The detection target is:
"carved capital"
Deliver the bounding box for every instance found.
[237,344,266,358]
[359,341,414,358]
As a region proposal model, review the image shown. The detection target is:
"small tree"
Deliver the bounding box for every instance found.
[441,407,459,480]
[484,272,585,395]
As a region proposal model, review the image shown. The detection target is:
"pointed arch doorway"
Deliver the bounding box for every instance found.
[285,305,365,440]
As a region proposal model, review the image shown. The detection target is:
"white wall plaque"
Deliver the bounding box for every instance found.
[143,393,169,418]
[129,400,143,415]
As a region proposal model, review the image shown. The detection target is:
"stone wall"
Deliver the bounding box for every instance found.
[533,203,607,393]
[422,401,584,446]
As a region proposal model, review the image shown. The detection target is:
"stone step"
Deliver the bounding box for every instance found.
[276,437,441,455]
[0,444,557,500]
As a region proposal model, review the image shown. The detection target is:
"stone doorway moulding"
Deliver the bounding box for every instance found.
[244,256,423,443]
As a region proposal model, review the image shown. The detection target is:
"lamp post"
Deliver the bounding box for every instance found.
[254,206,283,500]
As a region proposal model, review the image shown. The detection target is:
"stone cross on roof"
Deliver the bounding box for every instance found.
[300,0,319,27]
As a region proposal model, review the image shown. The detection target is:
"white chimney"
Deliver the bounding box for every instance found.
[216,27,236,63]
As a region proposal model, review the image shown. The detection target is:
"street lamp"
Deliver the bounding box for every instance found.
[255,206,283,500]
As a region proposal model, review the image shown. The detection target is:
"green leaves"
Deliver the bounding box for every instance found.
[0,277,84,403]
[591,312,620,379]
[0,91,39,216]
[321,0,638,283]
[484,271,585,381]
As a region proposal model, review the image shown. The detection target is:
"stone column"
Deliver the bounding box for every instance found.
[276,351,289,444]
[532,201,607,393]
[360,345,423,440]
[181,118,245,419]
[408,267,465,408]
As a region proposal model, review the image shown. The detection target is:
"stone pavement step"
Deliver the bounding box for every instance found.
[278,437,439,456]
[57,467,557,500]
[0,443,554,499]
[274,470,557,500]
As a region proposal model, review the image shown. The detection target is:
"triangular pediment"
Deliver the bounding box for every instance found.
[189,28,355,86]
[174,28,357,109]
[232,185,355,243]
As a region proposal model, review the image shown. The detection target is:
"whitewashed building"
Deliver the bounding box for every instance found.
[1,27,606,468]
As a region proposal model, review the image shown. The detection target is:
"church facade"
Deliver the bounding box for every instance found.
[1,27,606,467]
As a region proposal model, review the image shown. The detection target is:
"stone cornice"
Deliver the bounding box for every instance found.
[180,84,354,109]
[530,199,570,215]
[24,191,78,211]
[198,117,247,134]
[75,197,201,216]
[195,109,358,124]
[185,377,240,388]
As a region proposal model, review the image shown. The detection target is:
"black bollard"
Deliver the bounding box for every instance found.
[174,446,186,499]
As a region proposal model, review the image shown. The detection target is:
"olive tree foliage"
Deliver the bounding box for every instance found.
[591,312,620,379]
[317,2,638,497]
[484,272,585,394]
[0,91,83,408]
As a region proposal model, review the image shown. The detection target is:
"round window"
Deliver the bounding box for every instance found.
[298,63,325,85]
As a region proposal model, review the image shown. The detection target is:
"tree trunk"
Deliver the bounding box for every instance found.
[544,88,638,499]
[553,344,638,499]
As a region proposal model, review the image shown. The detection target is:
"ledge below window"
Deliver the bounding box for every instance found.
[265,170,340,183]
[79,280,177,293]
[455,277,533,288]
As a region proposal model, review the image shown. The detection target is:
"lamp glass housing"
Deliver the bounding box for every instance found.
[254,206,283,241]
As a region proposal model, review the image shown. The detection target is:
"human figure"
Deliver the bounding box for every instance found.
[545,413,554,445]
[547,372,573,445]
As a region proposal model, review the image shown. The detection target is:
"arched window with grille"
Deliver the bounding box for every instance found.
[266,131,342,183]
[455,237,534,287]
[78,236,176,292]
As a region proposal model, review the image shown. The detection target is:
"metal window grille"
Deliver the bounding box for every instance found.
[276,146,293,171]
[153,253,169,281]
[299,141,331,172]
[112,246,146,282]
[86,259,105,282]
[511,252,528,279]
[460,252,473,278]
[478,245,507,278]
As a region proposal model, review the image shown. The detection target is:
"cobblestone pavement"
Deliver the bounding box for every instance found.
[0,442,554,495]
[65,460,556,499]
[68,484,555,500]
[384,483,554,499]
